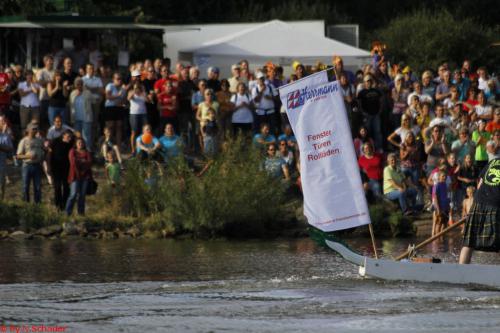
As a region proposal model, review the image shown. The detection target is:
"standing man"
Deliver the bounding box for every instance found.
[206,67,221,92]
[252,72,278,133]
[18,70,40,133]
[36,55,55,129]
[358,75,384,151]
[48,130,73,211]
[62,57,77,89]
[459,157,500,264]
[82,64,103,150]
[228,64,241,94]
[16,122,45,203]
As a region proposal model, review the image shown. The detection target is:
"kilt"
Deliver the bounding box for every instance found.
[462,202,500,252]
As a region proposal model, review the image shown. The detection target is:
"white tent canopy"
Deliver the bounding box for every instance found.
[179,20,370,72]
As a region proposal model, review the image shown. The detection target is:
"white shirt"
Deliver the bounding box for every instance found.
[478,77,489,91]
[230,93,253,124]
[252,83,277,115]
[36,68,54,101]
[474,104,492,119]
[407,92,432,106]
[428,116,451,129]
[395,126,420,141]
[129,94,147,115]
[18,81,40,107]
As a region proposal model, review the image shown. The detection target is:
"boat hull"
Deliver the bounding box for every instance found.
[326,240,500,289]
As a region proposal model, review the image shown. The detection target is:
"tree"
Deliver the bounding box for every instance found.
[371,9,500,73]
[0,0,55,16]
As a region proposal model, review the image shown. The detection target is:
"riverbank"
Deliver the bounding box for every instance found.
[0,140,432,241]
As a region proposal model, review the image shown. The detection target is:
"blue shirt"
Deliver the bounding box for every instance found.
[74,95,85,122]
[136,135,159,153]
[0,132,13,168]
[159,135,181,158]
[452,78,470,101]
[264,156,286,179]
[253,134,276,149]
[278,134,297,144]
[191,91,204,108]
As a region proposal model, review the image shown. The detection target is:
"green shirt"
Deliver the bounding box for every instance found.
[383,166,405,194]
[472,130,491,162]
[106,162,120,184]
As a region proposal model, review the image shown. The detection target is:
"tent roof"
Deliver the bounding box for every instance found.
[181,20,370,59]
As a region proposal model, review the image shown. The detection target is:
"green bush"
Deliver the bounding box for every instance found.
[387,211,412,237]
[372,9,500,72]
[95,137,288,237]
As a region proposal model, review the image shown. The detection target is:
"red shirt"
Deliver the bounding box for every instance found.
[67,148,92,183]
[154,76,178,94]
[0,73,10,105]
[358,153,383,180]
[463,98,478,112]
[486,121,500,133]
[158,92,178,118]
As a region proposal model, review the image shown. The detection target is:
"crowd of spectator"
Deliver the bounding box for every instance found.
[0,47,498,228]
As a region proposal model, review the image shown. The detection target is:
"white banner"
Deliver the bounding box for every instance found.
[279,69,371,232]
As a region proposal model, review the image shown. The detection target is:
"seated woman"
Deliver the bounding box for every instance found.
[383,153,418,215]
[159,123,183,162]
[357,142,383,198]
[264,144,290,181]
[253,123,276,150]
[136,124,161,161]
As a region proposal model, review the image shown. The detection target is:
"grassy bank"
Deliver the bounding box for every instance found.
[0,138,302,239]
[0,138,421,240]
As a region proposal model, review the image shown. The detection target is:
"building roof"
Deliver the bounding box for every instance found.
[0,15,165,31]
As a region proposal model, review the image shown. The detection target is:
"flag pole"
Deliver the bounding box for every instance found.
[368,223,378,259]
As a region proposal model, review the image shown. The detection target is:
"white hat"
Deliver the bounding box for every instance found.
[256,71,265,79]
[131,70,141,77]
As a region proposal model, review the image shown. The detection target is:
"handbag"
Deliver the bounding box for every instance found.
[86,178,98,195]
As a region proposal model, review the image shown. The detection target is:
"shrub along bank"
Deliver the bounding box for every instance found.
[0,139,416,240]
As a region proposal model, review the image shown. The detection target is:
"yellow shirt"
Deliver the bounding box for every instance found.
[383,166,405,194]
[198,101,219,126]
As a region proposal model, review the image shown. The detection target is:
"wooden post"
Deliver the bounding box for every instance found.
[368,223,378,259]
[395,217,466,261]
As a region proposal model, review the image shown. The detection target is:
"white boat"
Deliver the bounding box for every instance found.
[326,239,500,289]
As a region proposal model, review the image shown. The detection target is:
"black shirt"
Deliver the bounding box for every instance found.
[50,137,72,177]
[474,158,500,207]
[49,85,67,108]
[458,165,478,190]
[203,120,218,136]
[358,88,382,115]
[207,79,221,92]
[61,71,78,87]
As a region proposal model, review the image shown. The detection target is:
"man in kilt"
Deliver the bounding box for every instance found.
[459,157,500,264]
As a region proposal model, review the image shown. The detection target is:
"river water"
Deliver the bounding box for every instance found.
[1,237,500,333]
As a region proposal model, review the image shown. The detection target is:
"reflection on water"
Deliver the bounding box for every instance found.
[1,236,500,333]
